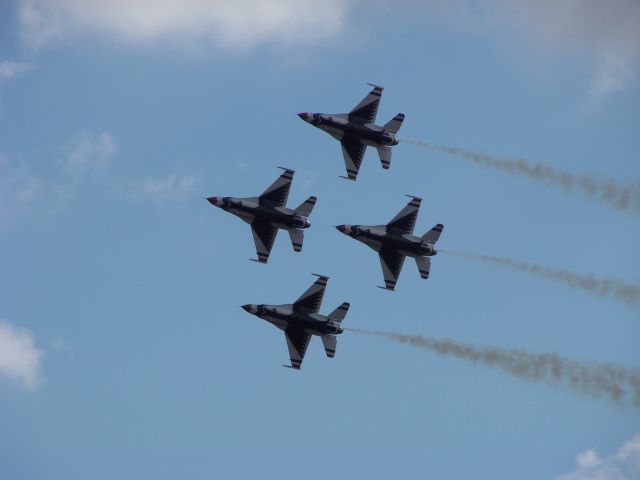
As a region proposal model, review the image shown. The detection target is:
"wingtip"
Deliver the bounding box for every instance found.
[404,194,423,201]
[377,285,395,291]
[366,82,384,90]
[339,175,356,181]
[276,165,295,173]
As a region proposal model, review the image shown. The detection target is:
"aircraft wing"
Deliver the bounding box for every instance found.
[259,168,294,207]
[251,220,278,263]
[340,136,367,181]
[387,196,422,235]
[284,326,312,369]
[378,248,406,290]
[349,84,383,124]
[293,274,328,313]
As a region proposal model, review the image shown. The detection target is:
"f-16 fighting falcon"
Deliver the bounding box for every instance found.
[336,195,444,290]
[297,83,405,181]
[241,274,349,370]
[206,167,316,263]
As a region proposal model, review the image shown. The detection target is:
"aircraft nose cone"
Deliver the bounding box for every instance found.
[241,304,253,313]
[335,225,346,233]
[207,196,218,206]
[298,112,310,121]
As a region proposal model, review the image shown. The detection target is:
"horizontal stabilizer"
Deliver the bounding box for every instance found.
[377,146,392,170]
[383,113,405,134]
[422,224,444,244]
[288,228,304,252]
[294,196,317,217]
[415,256,431,279]
[328,302,350,322]
[321,335,337,358]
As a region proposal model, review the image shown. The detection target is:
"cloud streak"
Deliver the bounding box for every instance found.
[404,140,640,214]
[63,130,116,177]
[440,249,640,307]
[0,320,43,390]
[14,1,640,102]
[0,60,32,82]
[557,433,640,480]
[18,0,350,51]
[134,173,198,202]
[349,328,640,407]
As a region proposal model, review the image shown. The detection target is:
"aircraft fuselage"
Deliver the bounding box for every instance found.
[210,196,311,230]
[348,225,437,258]
[310,113,398,147]
[244,303,343,336]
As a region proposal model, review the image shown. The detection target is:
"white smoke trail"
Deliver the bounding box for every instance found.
[439,249,640,307]
[403,140,640,213]
[348,328,640,407]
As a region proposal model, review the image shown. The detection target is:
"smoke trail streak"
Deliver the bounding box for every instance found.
[348,328,640,406]
[439,249,640,307]
[402,140,640,213]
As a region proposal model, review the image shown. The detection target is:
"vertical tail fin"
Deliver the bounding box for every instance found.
[422,224,444,244]
[294,196,317,217]
[383,113,405,134]
[328,302,350,323]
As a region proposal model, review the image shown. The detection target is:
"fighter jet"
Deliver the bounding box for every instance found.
[336,195,443,290]
[298,83,405,181]
[206,167,316,263]
[241,274,349,370]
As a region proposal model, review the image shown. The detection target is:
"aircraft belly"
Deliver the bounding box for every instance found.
[253,209,294,229]
[361,237,384,251]
[264,316,289,331]
[398,249,419,258]
[233,209,255,223]
[320,125,345,138]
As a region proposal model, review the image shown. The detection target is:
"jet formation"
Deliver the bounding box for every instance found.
[298,83,404,181]
[208,84,445,368]
[242,274,349,369]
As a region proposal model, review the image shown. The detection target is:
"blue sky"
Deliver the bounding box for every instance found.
[1,1,639,479]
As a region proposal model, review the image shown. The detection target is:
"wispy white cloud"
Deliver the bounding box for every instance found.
[557,434,640,480]
[0,130,116,226]
[0,60,33,82]
[134,173,199,202]
[0,154,44,226]
[483,0,640,106]
[390,0,640,105]
[0,320,43,390]
[63,130,116,177]
[16,1,640,104]
[18,0,350,51]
